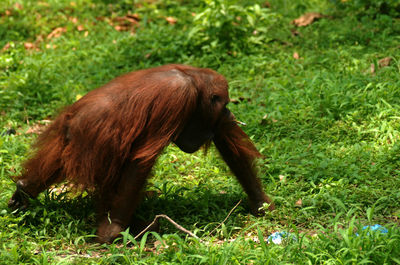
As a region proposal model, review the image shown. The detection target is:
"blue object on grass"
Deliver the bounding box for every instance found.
[267,231,297,244]
[356,224,388,236]
[362,224,388,233]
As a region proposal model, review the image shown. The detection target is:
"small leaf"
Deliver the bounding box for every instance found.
[165,17,177,25]
[292,12,323,27]
[378,57,391,68]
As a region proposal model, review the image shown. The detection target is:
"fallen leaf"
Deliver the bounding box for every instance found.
[77,25,85,31]
[47,27,66,39]
[114,25,125,31]
[165,16,177,24]
[26,120,50,134]
[293,52,300,59]
[24,42,35,50]
[279,175,286,182]
[263,1,271,8]
[378,57,391,68]
[126,13,140,23]
[290,28,301,36]
[14,3,23,10]
[295,199,302,207]
[292,12,323,27]
[69,17,78,24]
[2,43,11,52]
[5,10,12,16]
[110,14,140,32]
[370,63,375,74]
[45,44,57,49]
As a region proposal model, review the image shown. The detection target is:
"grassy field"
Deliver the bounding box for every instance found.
[1,0,400,264]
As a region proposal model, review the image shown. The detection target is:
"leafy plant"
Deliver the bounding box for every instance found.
[188,0,279,53]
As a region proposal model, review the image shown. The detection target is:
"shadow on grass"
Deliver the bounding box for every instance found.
[7,188,252,239]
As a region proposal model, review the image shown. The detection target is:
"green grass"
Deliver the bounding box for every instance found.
[1,0,400,264]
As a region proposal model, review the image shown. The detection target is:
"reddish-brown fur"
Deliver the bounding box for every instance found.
[9,64,274,243]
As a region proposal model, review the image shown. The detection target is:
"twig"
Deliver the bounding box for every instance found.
[134,214,199,240]
[209,199,242,236]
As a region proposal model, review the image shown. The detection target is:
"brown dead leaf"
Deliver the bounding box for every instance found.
[110,14,140,32]
[14,3,23,10]
[26,120,50,134]
[378,57,391,68]
[279,175,286,182]
[77,25,85,31]
[295,199,302,207]
[370,63,376,74]
[46,44,57,49]
[263,1,271,8]
[24,42,36,50]
[2,43,11,52]
[293,52,300,59]
[290,28,301,37]
[126,13,140,23]
[292,12,323,27]
[165,16,177,25]
[69,17,78,24]
[5,9,12,16]
[47,27,67,39]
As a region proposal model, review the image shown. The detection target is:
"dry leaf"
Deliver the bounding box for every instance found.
[114,25,125,31]
[293,52,300,59]
[45,44,57,49]
[69,17,78,24]
[5,10,12,16]
[84,31,89,37]
[370,63,376,74]
[14,3,23,10]
[77,25,85,31]
[165,16,177,24]
[111,14,139,32]
[378,57,391,68]
[24,42,35,50]
[290,28,301,37]
[26,120,50,134]
[279,175,286,182]
[47,27,66,39]
[126,13,140,23]
[295,199,302,206]
[264,1,271,8]
[292,12,323,27]
[2,43,11,52]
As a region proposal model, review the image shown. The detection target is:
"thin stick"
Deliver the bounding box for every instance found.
[134,214,199,240]
[209,199,242,236]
